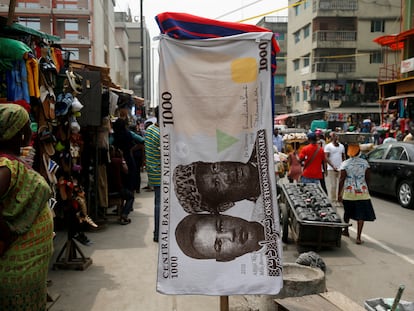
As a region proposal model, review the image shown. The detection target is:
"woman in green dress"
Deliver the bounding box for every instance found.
[0,103,54,310]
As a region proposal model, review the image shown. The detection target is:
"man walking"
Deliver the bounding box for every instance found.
[324,132,345,205]
[144,106,161,242]
[299,132,335,185]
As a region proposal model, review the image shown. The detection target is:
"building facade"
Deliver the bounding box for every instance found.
[114,12,151,106]
[0,1,152,111]
[0,0,117,80]
[286,0,401,117]
[374,0,414,132]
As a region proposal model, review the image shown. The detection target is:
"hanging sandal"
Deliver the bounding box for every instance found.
[84,215,98,228]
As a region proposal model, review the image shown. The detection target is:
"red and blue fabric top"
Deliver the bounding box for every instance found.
[155,12,280,75]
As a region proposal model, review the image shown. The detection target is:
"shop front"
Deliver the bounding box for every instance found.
[326,106,381,130]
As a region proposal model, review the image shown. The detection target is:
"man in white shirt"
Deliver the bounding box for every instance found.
[324,132,346,204]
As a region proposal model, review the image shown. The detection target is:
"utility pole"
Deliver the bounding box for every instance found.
[7,0,17,25]
[140,0,144,101]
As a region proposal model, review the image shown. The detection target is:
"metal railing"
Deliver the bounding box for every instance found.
[313,30,357,42]
[313,0,358,11]
[312,62,356,73]
[378,64,400,82]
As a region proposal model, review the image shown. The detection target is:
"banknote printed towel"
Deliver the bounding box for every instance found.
[155,12,283,295]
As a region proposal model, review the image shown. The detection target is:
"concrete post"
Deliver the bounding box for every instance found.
[259,263,326,311]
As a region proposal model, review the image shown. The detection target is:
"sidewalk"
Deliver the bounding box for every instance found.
[46,175,361,311]
[47,173,236,311]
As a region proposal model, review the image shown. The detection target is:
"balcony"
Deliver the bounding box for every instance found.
[312,61,356,73]
[313,0,358,11]
[52,7,90,17]
[312,30,357,49]
[312,0,357,17]
[58,36,91,47]
[378,64,400,83]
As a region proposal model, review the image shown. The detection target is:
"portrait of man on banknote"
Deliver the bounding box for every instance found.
[175,214,265,262]
[173,148,260,214]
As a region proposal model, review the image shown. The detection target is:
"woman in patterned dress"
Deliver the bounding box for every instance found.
[0,103,54,310]
[338,143,376,244]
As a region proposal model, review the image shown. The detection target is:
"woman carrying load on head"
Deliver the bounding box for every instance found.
[338,143,376,245]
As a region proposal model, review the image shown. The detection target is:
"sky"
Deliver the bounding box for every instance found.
[114,0,288,104]
[116,0,289,42]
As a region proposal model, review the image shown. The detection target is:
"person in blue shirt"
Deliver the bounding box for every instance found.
[273,128,284,153]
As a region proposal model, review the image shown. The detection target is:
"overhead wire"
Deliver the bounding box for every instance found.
[215,0,266,19]
[230,0,401,61]
[237,0,305,23]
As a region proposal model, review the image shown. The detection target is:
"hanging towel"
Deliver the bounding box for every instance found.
[155,12,280,75]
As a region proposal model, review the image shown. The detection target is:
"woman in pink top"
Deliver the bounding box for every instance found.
[287,142,302,182]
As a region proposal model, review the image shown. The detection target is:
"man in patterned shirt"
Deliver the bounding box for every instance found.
[144,106,161,242]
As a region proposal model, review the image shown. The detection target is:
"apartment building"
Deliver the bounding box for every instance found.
[286,0,401,115]
[0,0,128,88]
[0,1,153,109]
[114,11,151,104]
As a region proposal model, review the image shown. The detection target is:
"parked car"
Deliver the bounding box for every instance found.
[365,142,414,209]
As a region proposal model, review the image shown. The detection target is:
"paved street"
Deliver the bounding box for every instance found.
[46,174,414,310]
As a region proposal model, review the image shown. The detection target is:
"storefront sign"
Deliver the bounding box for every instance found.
[401,57,414,73]
[156,32,283,295]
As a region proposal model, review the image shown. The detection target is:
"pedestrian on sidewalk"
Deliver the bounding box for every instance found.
[0,104,54,310]
[316,130,328,193]
[324,132,345,205]
[107,145,133,225]
[299,132,327,185]
[338,143,376,244]
[287,141,302,183]
[113,118,139,224]
[142,119,156,191]
[144,107,161,242]
[273,128,284,153]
